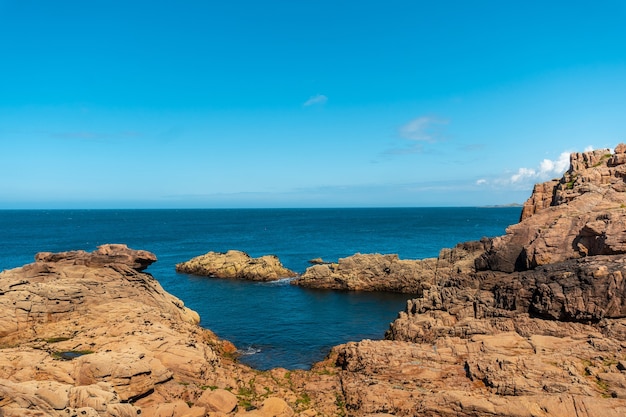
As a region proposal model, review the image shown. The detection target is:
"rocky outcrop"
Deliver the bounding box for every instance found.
[0,245,318,417]
[292,241,485,293]
[176,250,297,281]
[481,145,626,273]
[34,243,158,271]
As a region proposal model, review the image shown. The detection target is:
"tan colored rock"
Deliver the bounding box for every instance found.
[293,241,485,293]
[176,250,296,281]
[235,397,294,417]
[258,397,294,417]
[0,246,220,416]
[142,400,205,417]
[35,243,157,271]
[197,388,238,413]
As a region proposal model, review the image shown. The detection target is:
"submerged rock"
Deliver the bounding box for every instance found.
[176,249,297,281]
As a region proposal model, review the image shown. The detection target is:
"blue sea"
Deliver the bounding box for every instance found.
[0,207,520,370]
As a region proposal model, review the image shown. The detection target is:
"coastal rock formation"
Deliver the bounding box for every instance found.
[176,250,297,281]
[323,145,626,416]
[0,245,315,417]
[480,146,626,273]
[292,241,485,293]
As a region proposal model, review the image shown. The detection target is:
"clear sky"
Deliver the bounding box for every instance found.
[1,0,625,208]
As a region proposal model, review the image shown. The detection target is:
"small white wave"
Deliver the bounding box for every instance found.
[261,277,297,286]
[238,346,262,356]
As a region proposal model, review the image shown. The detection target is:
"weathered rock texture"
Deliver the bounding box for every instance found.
[480,146,626,273]
[0,245,318,417]
[176,250,297,281]
[323,145,626,416]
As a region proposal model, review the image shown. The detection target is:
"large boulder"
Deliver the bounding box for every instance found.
[176,250,296,281]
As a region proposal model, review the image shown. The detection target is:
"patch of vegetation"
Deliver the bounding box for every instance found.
[596,377,609,392]
[44,336,71,343]
[296,391,311,407]
[592,153,613,167]
[315,368,336,376]
[335,392,346,417]
[237,377,263,410]
[201,385,218,391]
[602,358,618,367]
[565,179,576,189]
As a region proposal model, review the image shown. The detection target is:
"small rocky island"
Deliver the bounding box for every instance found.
[3,145,626,416]
[176,250,297,281]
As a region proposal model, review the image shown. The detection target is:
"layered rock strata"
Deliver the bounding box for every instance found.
[176,250,297,281]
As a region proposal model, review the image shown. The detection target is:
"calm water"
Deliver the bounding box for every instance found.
[0,207,520,369]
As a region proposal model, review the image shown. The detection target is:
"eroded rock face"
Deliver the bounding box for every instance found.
[481,145,626,273]
[331,331,626,417]
[176,250,297,281]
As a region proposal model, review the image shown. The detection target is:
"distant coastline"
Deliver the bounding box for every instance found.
[482,203,523,208]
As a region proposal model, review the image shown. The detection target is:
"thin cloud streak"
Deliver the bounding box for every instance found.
[399,116,448,142]
[303,94,328,106]
[380,115,449,157]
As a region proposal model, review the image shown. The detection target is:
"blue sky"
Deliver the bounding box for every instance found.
[1,0,625,208]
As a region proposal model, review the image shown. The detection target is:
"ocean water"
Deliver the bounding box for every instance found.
[0,207,521,369]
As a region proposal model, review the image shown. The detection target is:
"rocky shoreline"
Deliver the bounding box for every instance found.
[3,145,626,416]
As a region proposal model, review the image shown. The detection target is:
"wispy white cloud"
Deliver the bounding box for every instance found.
[399,116,448,142]
[303,94,328,107]
[476,179,487,186]
[380,115,449,158]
